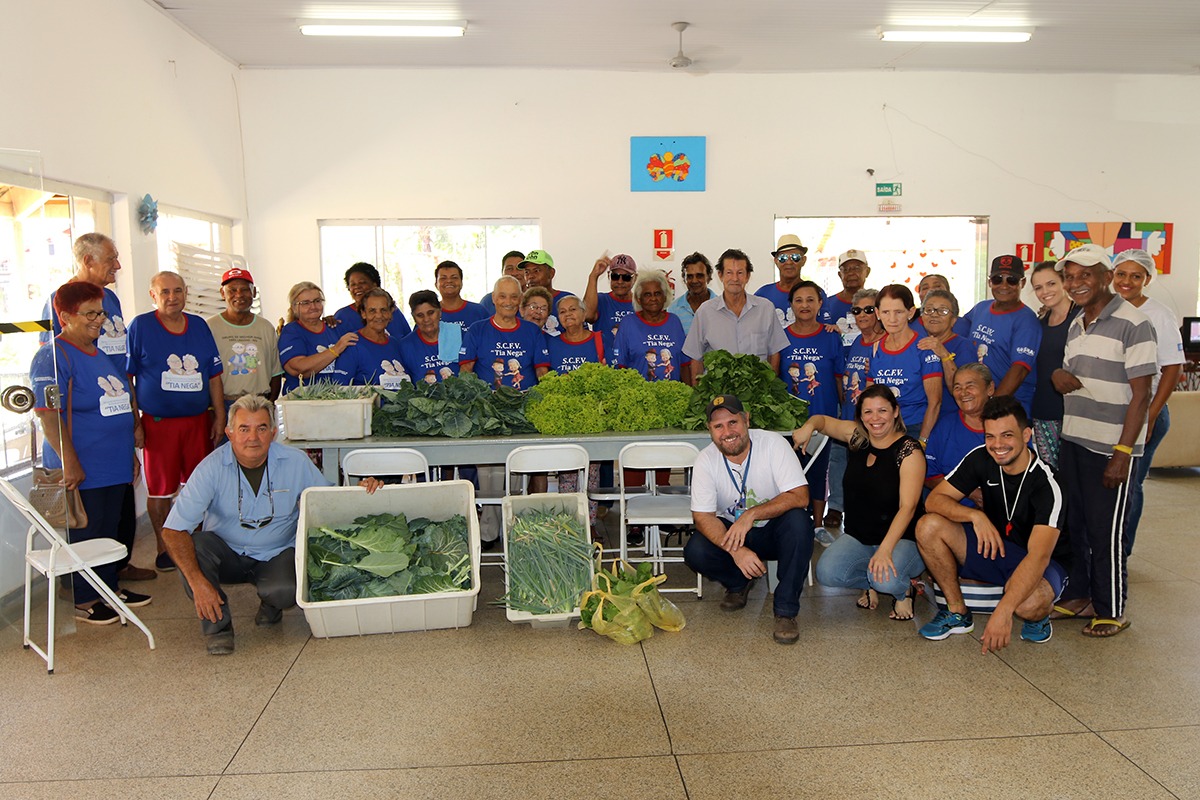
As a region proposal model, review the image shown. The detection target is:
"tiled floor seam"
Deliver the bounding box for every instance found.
[1091,731,1183,799]
[668,729,1112,758]
[638,639,690,800]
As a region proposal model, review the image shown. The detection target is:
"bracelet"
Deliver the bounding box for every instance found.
[1113,444,1133,455]
[940,352,955,362]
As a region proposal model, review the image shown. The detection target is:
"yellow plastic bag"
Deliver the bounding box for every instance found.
[587,591,654,645]
[632,575,687,632]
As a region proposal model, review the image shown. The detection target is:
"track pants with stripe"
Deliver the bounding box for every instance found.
[1059,440,1135,620]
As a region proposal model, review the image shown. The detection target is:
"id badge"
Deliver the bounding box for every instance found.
[732,506,745,521]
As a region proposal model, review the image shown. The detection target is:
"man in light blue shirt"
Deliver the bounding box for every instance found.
[666,251,716,335]
[163,395,381,655]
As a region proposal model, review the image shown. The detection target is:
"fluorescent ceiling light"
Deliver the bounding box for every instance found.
[878,27,1032,43]
[299,22,466,38]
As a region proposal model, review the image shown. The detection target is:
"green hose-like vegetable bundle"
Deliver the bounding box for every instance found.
[498,509,594,615]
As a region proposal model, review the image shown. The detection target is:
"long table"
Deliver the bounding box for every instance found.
[281,429,716,483]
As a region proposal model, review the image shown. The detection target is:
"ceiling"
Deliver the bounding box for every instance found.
[151,0,1200,74]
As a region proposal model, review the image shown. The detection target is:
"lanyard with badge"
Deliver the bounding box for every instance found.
[722,442,753,520]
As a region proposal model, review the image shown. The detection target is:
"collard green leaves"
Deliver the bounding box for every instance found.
[681,350,810,431]
[372,373,537,438]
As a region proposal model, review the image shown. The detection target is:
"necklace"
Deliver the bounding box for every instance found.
[998,458,1031,537]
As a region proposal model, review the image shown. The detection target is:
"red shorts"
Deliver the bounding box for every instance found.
[142,412,212,497]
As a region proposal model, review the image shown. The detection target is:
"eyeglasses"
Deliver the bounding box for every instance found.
[775,253,805,264]
[295,298,325,307]
[839,263,866,272]
[609,273,633,282]
[922,306,953,317]
[851,306,876,316]
[77,310,109,321]
[238,465,275,529]
[990,274,1021,286]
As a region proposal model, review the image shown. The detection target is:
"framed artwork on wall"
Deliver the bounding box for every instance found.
[1034,221,1174,274]
[630,136,706,192]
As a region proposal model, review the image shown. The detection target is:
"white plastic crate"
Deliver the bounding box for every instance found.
[278,395,375,441]
[296,481,481,637]
[502,492,592,629]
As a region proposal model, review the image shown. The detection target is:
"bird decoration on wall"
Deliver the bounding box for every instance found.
[138,194,158,234]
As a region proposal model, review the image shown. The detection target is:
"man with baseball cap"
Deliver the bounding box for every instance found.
[960,255,1042,413]
[584,253,638,356]
[1109,248,1183,556]
[206,267,283,421]
[684,394,815,644]
[755,234,811,328]
[520,249,575,335]
[824,249,872,345]
[1049,243,1156,637]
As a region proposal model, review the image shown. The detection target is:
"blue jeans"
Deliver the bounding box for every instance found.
[1125,404,1170,556]
[826,441,847,512]
[683,508,815,618]
[814,533,925,600]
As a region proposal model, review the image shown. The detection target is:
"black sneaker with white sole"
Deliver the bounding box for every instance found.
[117,590,152,608]
[75,604,120,626]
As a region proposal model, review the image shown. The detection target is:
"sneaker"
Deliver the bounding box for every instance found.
[255,602,283,626]
[919,609,975,640]
[75,604,120,626]
[1020,616,1053,644]
[155,552,177,572]
[813,526,836,547]
[206,630,235,656]
[627,527,645,548]
[773,615,799,645]
[823,509,843,528]
[118,564,157,581]
[117,590,152,608]
[720,579,756,611]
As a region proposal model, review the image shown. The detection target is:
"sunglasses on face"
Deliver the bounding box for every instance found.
[609,273,633,282]
[922,306,952,317]
[990,274,1021,286]
[776,253,805,264]
[851,306,876,316]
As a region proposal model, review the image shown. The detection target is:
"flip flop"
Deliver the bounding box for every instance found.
[856,589,879,610]
[1082,618,1131,638]
[1050,602,1093,620]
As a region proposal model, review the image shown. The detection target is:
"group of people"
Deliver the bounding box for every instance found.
[30,229,1182,652]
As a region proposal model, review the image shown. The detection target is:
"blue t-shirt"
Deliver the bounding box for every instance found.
[868,333,943,433]
[277,321,352,394]
[340,333,410,389]
[440,300,489,332]
[460,318,549,391]
[613,313,690,382]
[933,333,980,419]
[30,340,135,490]
[125,312,223,418]
[398,331,460,384]
[479,293,497,316]
[925,412,986,481]
[841,335,875,421]
[820,292,853,330]
[42,287,128,357]
[961,300,1042,411]
[594,293,636,356]
[754,282,827,330]
[333,303,412,340]
[666,289,715,335]
[780,326,845,418]
[547,332,606,373]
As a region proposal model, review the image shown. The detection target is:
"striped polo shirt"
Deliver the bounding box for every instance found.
[1061,294,1157,456]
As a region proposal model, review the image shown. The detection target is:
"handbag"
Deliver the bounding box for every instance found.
[27,363,89,530]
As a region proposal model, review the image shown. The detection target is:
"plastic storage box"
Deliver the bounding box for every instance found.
[296,481,481,637]
[277,395,375,441]
[502,492,592,629]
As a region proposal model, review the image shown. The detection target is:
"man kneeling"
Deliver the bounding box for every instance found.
[684,395,815,645]
[916,395,1070,652]
[163,395,380,654]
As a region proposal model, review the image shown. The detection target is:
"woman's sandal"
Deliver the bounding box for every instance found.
[890,586,915,621]
[856,589,879,610]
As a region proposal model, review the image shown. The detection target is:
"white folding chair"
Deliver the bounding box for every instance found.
[1,479,155,674]
[479,444,590,569]
[618,441,701,596]
[767,430,829,591]
[341,448,431,485]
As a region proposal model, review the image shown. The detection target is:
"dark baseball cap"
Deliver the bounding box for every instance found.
[989,254,1025,276]
[705,394,746,420]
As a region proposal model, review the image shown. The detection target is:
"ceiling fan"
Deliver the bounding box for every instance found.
[668,21,694,69]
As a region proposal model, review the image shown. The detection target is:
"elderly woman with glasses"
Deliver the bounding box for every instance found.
[278,281,359,395]
[916,289,978,419]
[29,281,149,625]
[960,256,1042,413]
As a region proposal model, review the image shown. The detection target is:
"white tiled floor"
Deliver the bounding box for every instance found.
[2,469,1197,799]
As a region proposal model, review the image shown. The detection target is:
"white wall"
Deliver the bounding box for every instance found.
[239,68,1200,322]
[0,0,247,310]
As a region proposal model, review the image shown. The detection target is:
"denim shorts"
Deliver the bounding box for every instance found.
[960,523,1068,601]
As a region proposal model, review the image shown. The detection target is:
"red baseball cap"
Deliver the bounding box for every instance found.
[221,267,254,285]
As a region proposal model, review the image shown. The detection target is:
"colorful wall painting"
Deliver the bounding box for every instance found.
[630,136,706,192]
[1033,221,1173,274]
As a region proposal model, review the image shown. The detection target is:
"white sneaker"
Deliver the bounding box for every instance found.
[814,526,836,547]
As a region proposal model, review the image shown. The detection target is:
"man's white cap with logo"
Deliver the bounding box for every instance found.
[838,249,868,267]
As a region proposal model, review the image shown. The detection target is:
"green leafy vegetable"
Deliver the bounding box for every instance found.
[527,363,693,434]
[306,513,472,601]
[284,380,376,401]
[681,350,810,431]
[496,508,594,615]
[372,373,537,438]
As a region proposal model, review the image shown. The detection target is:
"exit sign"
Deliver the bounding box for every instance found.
[875,182,903,197]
